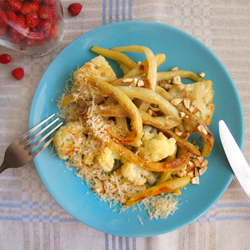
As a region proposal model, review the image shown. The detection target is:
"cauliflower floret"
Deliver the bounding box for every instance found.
[95,147,120,172]
[138,131,176,162]
[121,162,157,185]
[53,121,84,160]
[169,80,215,125]
[74,55,117,84]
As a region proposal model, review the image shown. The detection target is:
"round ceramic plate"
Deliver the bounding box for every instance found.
[29,21,244,237]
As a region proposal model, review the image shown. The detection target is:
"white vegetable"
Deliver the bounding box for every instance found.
[121,162,157,185]
[138,131,176,162]
[95,147,120,172]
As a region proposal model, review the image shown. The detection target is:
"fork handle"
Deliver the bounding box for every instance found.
[0,161,9,174]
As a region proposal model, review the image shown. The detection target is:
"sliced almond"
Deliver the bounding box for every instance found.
[122,78,133,83]
[191,176,199,184]
[174,128,183,136]
[147,109,153,116]
[137,79,144,87]
[171,66,178,71]
[197,124,208,135]
[192,99,197,106]
[192,158,201,167]
[183,132,190,139]
[147,109,157,117]
[130,81,137,87]
[172,75,181,85]
[178,85,185,91]
[201,159,208,168]
[187,161,195,168]
[199,72,205,77]
[194,168,199,177]
[179,112,186,118]
[183,98,191,109]
[197,156,204,163]
[199,166,207,175]
[189,105,199,114]
[171,98,182,106]
[150,106,160,112]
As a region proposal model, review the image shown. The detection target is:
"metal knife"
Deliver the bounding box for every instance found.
[219,120,250,198]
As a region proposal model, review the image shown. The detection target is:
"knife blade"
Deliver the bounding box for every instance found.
[219,120,250,198]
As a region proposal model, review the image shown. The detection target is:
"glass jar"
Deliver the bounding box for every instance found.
[0,0,65,56]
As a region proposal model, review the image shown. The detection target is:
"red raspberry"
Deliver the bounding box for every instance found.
[7,0,22,12]
[12,67,24,80]
[1,1,11,11]
[43,19,51,31]
[0,7,8,23]
[68,3,82,16]
[38,5,52,20]
[21,2,39,15]
[26,30,44,45]
[0,53,11,64]
[35,18,44,30]
[50,24,56,37]
[5,10,17,26]
[28,30,44,40]
[50,4,58,19]
[15,15,29,36]
[43,0,55,5]
[0,1,4,9]
[26,11,39,28]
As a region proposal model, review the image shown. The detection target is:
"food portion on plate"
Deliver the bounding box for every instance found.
[52,45,215,220]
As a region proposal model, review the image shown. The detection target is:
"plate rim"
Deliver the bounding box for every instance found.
[29,20,245,237]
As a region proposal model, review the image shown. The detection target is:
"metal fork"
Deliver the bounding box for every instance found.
[0,114,63,174]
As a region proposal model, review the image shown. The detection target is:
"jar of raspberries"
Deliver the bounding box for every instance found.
[0,0,65,56]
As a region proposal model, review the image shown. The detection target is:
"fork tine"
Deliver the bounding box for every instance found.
[20,113,56,141]
[22,117,60,147]
[31,137,54,158]
[27,122,63,153]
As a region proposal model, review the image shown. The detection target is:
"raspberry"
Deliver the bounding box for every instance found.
[5,10,17,26]
[12,67,24,80]
[0,7,8,23]
[7,0,22,12]
[68,3,82,16]
[0,54,11,64]
[50,4,58,20]
[50,24,56,37]
[26,11,39,28]
[38,5,52,20]
[15,15,29,36]
[26,30,44,45]
[21,2,39,15]
[28,30,44,40]
[43,19,51,31]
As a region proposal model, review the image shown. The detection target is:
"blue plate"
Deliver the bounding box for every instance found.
[29,21,244,237]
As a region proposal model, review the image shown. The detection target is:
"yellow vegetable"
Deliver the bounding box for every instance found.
[126,176,191,207]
